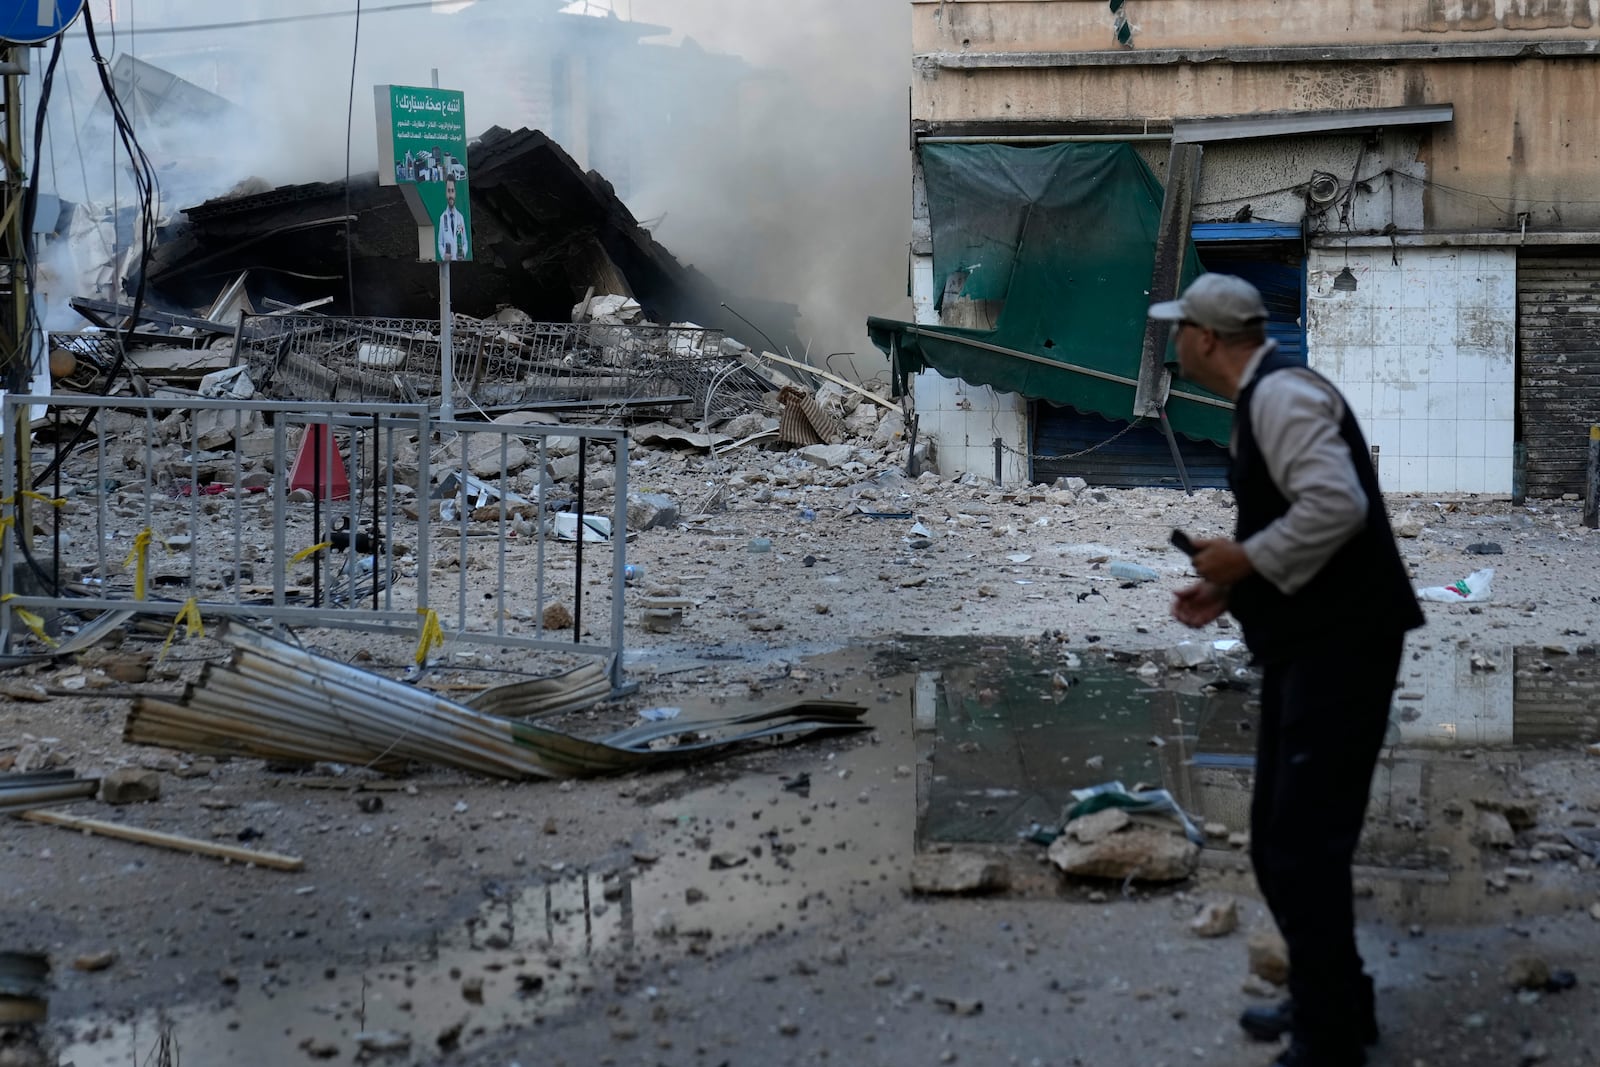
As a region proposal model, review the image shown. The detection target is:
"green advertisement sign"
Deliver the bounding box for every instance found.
[375,84,473,263]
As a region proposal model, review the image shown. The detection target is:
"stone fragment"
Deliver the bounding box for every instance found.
[447,433,530,478]
[1049,825,1199,882]
[100,768,161,805]
[100,655,153,683]
[1505,955,1551,991]
[843,404,880,439]
[1248,928,1290,985]
[354,1031,412,1054]
[299,1037,340,1059]
[1240,974,1279,998]
[933,996,983,1016]
[1475,810,1516,848]
[910,853,1008,895]
[546,454,581,482]
[1475,798,1538,830]
[1392,511,1424,538]
[871,409,907,448]
[72,951,118,972]
[797,444,853,469]
[1065,808,1131,844]
[1190,899,1239,938]
[1164,641,1213,669]
[626,492,680,532]
[542,603,574,631]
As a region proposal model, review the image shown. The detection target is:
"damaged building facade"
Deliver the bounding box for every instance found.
[873,1,1600,497]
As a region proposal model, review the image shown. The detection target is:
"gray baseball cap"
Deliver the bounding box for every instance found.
[1147,273,1269,332]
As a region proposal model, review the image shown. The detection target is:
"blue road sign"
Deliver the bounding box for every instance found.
[0,0,87,45]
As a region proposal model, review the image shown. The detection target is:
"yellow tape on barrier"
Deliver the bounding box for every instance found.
[293,541,333,564]
[415,608,444,666]
[123,528,154,601]
[1,593,56,648]
[158,597,206,663]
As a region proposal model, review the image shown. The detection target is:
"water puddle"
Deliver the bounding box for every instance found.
[56,652,917,1067]
[905,635,1600,922]
[49,638,1600,1064]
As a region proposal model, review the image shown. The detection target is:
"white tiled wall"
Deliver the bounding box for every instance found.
[912,370,1030,483]
[908,249,1030,484]
[1308,247,1516,495]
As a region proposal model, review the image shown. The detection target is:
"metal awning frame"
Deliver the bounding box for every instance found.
[1173,104,1453,144]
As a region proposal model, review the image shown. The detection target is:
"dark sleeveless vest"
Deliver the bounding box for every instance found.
[1228,348,1425,664]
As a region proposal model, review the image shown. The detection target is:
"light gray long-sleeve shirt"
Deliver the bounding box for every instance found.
[1231,341,1369,596]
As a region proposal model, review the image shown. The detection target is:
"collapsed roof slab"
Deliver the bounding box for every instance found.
[141,127,736,332]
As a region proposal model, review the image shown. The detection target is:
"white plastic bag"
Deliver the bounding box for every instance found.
[1416,567,1494,603]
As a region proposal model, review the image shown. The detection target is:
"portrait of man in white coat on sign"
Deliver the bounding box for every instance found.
[437,179,469,262]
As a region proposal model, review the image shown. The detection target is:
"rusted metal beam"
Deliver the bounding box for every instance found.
[1134,143,1203,419]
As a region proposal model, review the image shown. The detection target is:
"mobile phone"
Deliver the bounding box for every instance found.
[1170,529,1198,557]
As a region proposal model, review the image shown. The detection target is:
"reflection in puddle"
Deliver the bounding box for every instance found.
[57,659,917,1067]
[48,639,1600,1065]
[910,636,1600,922]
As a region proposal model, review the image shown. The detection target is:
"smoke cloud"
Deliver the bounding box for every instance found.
[37,0,910,379]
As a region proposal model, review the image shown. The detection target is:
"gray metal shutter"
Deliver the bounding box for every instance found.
[1517,252,1600,499]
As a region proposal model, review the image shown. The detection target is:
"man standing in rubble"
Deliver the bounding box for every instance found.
[1152,274,1423,1067]
[437,179,469,262]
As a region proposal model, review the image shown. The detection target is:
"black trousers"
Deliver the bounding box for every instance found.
[1250,631,1405,1049]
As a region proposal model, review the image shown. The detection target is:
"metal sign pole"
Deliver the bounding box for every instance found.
[433,69,454,424]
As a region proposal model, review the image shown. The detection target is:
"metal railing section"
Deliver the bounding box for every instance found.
[232,314,769,424]
[1,396,629,689]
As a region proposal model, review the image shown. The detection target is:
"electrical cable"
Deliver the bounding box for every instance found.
[344,0,363,316]
[29,5,162,493]
[60,0,504,37]
[11,36,66,595]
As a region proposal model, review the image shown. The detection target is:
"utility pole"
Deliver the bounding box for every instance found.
[2,44,31,537]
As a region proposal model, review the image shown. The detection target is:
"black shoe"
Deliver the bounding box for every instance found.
[1271,1039,1366,1067]
[1240,1000,1379,1046]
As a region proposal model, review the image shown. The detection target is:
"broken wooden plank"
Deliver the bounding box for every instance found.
[754,350,899,412]
[18,809,305,871]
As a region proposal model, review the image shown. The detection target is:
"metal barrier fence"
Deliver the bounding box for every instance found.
[1,395,628,689]
[231,314,770,425]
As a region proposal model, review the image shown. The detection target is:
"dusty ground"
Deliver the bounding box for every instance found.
[4,404,1600,1067]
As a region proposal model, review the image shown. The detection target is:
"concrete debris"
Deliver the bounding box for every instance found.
[446,433,531,479]
[1064,807,1130,844]
[199,365,255,400]
[1393,511,1425,538]
[910,852,1009,895]
[871,408,907,448]
[1475,810,1517,847]
[1048,811,1199,883]
[1505,955,1551,991]
[798,444,854,470]
[1248,927,1291,985]
[71,951,118,973]
[354,1030,412,1054]
[1189,899,1239,938]
[1164,641,1213,670]
[626,492,680,532]
[641,596,691,634]
[99,768,162,805]
[576,294,645,326]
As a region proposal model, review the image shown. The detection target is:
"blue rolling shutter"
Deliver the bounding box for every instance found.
[1192,223,1308,365]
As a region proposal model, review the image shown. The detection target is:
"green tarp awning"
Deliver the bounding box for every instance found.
[868,142,1232,445]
